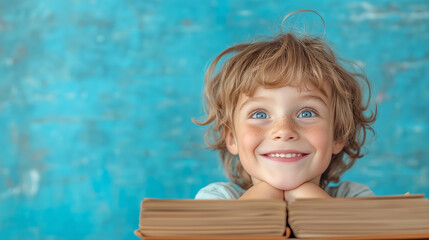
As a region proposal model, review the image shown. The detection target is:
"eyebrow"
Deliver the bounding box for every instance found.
[300,93,329,107]
[238,93,329,112]
[238,96,271,111]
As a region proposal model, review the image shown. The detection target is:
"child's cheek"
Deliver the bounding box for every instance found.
[240,123,265,149]
[302,123,333,155]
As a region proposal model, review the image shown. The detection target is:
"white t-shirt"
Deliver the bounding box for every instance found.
[195,181,374,199]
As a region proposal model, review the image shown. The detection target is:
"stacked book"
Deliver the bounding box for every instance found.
[288,194,429,238]
[137,199,286,237]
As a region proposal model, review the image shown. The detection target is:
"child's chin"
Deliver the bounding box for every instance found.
[270,181,302,191]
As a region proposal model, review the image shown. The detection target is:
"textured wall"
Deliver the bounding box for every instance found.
[0,0,428,239]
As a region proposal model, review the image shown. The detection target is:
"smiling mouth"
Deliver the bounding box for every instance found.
[262,152,309,162]
[268,153,303,158]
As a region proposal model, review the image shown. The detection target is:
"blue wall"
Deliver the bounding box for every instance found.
[1,0,428,239]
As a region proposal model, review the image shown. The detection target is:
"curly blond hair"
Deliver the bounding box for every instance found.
[194,32,376,190]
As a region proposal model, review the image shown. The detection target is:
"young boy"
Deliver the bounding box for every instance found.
[194,30,376,202]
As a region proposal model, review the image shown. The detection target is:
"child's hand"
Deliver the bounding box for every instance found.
[239,180,284,200]
[283,182,331,203]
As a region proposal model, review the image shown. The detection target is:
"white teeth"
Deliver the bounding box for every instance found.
[268,153,303,158]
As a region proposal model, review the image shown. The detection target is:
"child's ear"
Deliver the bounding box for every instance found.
[225,128,238,155]
[332,139,345,154]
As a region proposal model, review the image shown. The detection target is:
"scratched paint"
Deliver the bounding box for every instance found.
[0,0,428,239]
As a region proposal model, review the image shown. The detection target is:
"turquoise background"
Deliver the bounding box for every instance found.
[1,0,428,239]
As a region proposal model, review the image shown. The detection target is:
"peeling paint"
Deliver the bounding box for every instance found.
[0,169,40,199]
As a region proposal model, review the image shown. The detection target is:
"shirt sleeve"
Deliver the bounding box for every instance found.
[195,182,243,199]
[326,181,375,198]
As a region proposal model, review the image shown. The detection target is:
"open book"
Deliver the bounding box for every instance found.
[135,194,429,239]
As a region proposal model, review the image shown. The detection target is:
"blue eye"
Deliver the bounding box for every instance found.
[298,110,316,118]
[251,111,269,119]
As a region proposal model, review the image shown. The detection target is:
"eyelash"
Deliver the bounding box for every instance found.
[249,109,270,119]
[297,108,319,118]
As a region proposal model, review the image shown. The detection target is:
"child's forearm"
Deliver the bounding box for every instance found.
[283,182,331,202]
[239,181,284,200]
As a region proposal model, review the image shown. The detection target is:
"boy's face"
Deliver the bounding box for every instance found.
[226,85,344,190]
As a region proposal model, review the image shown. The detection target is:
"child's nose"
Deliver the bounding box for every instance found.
[271,116,299,141]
